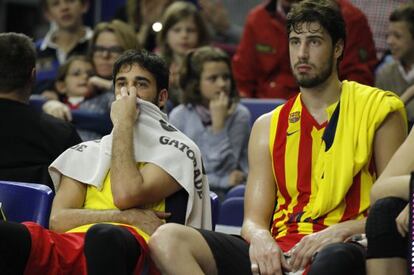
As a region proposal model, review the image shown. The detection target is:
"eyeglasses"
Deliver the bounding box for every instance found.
[93,45,124,56]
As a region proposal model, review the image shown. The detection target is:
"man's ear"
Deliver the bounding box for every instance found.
[334,39,345,60]
[55,81,67,95]
[157,89,168,108]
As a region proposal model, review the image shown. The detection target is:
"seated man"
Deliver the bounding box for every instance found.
[0,32,81,190]
[0,49,211,275]
[148,1,407,275]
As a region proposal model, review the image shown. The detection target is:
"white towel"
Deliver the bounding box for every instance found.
[49,99,212,229]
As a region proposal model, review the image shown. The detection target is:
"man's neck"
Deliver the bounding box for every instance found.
[300,75,342,124]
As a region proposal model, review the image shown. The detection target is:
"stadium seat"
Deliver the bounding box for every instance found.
[217,197,244,227]
[0,180,54,228]
[210,191,220,231]
[240,98,286,126]
[225,184,246,199]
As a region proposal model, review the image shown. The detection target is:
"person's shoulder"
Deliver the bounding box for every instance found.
[39,113,80,141]
[246,3,271,24]
[376,61,399,78]
[169,104,191,117]
[338,0,367,24]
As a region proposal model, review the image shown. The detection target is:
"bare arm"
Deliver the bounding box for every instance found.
[371,114,414,203]
[241,113,290,275]
[110,87,181,210]
[49,176,167,233]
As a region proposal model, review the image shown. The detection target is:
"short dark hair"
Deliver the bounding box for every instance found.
[112,49,169,93]
[180,46,238,105]
[286,0,346,49]
[0,33,36,93]
[390,3,414,38]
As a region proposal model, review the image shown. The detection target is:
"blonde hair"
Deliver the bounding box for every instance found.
[89,19,140,56]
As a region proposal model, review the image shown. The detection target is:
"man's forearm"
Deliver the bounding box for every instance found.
[49,208,126,233]
[327,218,367,240]
[111,123,144,208]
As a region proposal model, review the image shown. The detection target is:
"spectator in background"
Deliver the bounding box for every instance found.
[169,46,250,198]
[376,3,414,127]
[42,20,139,138]
[157,1,210,108]
[0,33,81,190]
[233,0,377,99]
[198,0,262,45]
[35,0,92,98]
[350,0,406,60]
[43,56,113,141]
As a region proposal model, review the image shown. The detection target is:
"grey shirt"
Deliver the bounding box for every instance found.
[169,103,251,188]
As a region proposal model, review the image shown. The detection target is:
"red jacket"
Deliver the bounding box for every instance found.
[232,0,377,99]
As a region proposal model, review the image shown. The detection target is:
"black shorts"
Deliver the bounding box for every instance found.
[197,229,252,275]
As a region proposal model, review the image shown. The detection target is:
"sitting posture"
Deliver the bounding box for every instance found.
[0,50,211,275]
[149,1,406,275]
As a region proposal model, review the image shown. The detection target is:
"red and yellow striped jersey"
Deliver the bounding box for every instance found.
[269,95,373,245]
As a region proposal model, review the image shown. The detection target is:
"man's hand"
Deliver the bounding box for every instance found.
[120,208,170,235]
[111,86,139,127]
[289,225,350,271]
[396,204,409,237]
[228,169,246,186]
[43,100,72,121]
[249,230,290,275]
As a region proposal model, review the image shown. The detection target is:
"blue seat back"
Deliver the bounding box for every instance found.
[210,191,220,231]
[217,197,244,227]
[226,185,246,199]
[240,98,286,126]
[0,181,54,228]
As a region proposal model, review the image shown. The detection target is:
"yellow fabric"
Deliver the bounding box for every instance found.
[66,163,165,241]
[308,80,406,219]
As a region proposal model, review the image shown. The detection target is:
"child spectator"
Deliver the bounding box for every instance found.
[35,0,92,97]
[157,1,210,108]
[169,46,251,197]
[375,3,414,126]
[43,56,113,141]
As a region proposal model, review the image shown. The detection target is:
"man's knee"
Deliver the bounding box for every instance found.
[309,243,365,275]
[366,197,407,259]
[148,223,187,255]
[85,224,126,249]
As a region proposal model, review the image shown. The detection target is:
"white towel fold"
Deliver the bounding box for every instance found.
[49,99,212,229]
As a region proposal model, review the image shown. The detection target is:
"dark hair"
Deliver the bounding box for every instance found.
[180,46,238,105]
[41,0,87,10]
[390,3,414,38]
[56,55,92,82]
[0,33,36,93]
[286,0,346,52]
[157,1,210,66]
[112,49,169,93]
